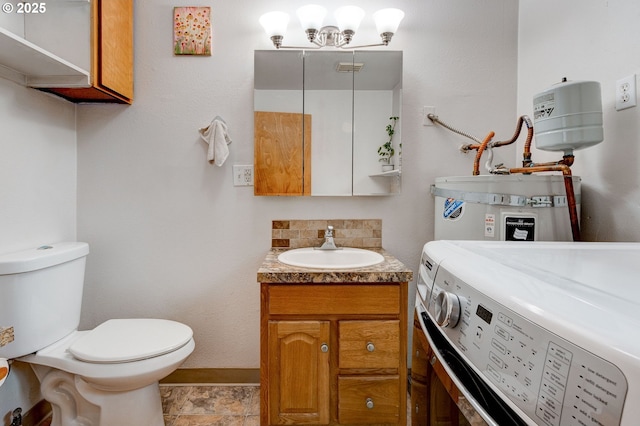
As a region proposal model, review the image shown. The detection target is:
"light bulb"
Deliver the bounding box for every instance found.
[259,11,289,37]
[373,8,405,34]
[334,5,365,32]
[296,4,327,31]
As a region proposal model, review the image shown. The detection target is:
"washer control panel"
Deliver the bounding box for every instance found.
[416,250,439,307]
[426,265,628,426]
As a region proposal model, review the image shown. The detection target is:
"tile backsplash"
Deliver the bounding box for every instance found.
[272,220,382,249]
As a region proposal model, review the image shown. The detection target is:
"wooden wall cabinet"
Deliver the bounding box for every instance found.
[41,0,133,104]
[261,283,408,425]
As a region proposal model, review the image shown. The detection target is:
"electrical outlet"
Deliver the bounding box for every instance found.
[615,74,637,111]
[423,106,436,126]
[233,165,254,186]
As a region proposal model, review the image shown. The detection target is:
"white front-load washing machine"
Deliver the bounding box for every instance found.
[412,240,640,426]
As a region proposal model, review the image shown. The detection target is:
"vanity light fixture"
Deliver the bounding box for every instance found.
[259,4,404,49]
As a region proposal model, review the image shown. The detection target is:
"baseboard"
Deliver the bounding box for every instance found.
[160,368,260,385]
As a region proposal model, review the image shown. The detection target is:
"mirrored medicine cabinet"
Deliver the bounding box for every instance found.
[254,50,403,196]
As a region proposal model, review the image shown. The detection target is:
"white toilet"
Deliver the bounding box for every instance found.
[0,242,195,426]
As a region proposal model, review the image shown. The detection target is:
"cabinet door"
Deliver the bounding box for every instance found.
[411,379,429,426]
[411,320,430,425]
[41,0,133,103]
[254,111,312,196]
[411,320,430,383]
[412,319,470,426]
[96,0,134,101]
[268,320,330,425]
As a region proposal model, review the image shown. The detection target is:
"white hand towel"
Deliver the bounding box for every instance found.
[199,117,233,166]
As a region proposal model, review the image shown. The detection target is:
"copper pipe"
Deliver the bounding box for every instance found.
[494,115,533,149]
[528,161,562,167]
[522,124,534,168]
[472,131,495,176]
[563,174,581,242]
[507,164,570,176]
[526,155,575,168]
[509,163,581,241]
[495,115,534,168]
[462,115,533,159]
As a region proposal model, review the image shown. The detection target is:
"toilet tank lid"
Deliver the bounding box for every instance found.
[69,319,194,363]
[0,242,90,275]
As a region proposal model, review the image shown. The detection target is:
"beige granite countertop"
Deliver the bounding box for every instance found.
[257,249,413,283]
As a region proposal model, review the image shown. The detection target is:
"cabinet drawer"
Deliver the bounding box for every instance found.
[338,376,400,424]
[339,320,400,369]
[268,285,400,315]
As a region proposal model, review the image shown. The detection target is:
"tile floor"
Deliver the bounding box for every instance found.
[161,384,260,426]
[36,384,409,425]
[161,384,412,426]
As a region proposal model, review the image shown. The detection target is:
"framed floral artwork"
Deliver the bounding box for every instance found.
[173,6,212,56]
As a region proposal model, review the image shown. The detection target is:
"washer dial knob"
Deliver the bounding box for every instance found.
[434,291,461,328]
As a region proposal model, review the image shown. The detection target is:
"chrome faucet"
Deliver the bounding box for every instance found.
[318,225,340,250]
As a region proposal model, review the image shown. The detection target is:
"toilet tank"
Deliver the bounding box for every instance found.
[0,242,89,359]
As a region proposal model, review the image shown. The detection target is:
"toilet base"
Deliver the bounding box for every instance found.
[32,365,164,426]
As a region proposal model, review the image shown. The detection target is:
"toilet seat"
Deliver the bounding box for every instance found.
[69,318,193,363]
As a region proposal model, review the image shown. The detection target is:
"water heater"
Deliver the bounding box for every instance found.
[432,175,581,242]
[533,79,604,154]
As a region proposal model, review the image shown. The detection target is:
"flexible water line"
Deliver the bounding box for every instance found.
[427,114,482,144]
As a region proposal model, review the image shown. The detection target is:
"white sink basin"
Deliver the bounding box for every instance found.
[277,247,385,269]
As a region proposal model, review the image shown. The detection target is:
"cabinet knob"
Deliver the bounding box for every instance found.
[366,342,375,352]
[366,398,374,409]
[320,343,329,353]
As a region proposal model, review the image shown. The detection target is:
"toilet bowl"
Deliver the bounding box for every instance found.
[0,243,195,426]
[20,319,195,426]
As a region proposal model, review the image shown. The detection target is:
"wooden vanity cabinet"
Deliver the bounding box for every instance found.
[261,283,408,425]
[41,0,134,104]
[411,312,473,426]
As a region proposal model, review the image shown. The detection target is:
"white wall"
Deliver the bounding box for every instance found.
[75,0,518,371]
[518,0,640,242]
[0,82,77,253]
[0,79,77,419]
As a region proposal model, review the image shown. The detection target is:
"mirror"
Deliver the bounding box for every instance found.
[254,50,402,196]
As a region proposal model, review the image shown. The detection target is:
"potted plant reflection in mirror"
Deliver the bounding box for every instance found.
[378,116,399,171]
